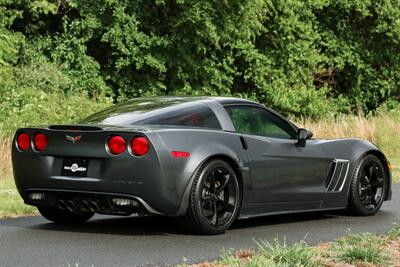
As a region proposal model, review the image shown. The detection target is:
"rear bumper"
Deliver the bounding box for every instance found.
[23,188,163,216]
[12,129,192,216]
[13,163,186,217]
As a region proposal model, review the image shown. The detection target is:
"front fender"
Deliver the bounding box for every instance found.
[319,138,392,205]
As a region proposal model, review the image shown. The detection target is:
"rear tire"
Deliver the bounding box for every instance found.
[348,154,386,216]
[38,206,94,224]
[183,159,241,235]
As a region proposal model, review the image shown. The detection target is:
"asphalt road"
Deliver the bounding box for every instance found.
[1,185,399,267]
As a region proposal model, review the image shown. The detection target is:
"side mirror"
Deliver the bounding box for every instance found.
[297,128,313,147]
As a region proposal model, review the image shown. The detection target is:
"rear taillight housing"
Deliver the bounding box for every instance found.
[130,137,149,156]
[33,133,47,152]
[16,133,30,151]
[107,135,126,155]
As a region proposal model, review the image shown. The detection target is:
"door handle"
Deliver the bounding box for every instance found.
[240,136,248,150]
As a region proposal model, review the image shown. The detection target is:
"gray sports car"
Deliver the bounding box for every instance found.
[12,96,392,234]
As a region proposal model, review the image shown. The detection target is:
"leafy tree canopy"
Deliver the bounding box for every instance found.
[0,0,400,120]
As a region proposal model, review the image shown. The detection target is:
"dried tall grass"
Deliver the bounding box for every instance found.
[297,113,400,181]
[0,137,12,180]
[0,113,398,181]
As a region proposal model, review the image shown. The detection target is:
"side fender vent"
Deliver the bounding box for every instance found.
[325,159,350,192]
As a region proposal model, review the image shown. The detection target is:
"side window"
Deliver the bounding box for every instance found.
[224,105,296,139]
[136,104,222,129]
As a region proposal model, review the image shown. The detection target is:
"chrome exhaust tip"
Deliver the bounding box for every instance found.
[57,199,67,210]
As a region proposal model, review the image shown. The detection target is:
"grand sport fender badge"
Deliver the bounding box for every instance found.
[65,135,82,143]
[64,163,87,173]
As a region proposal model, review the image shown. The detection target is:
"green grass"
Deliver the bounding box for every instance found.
[216,239,320,267]
[186,229,400,267]
[389,225,400,238]
[337,245,388,265]
[0,178,37,218]
[328,233,390,265]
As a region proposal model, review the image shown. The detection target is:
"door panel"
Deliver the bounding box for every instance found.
[223,104,332,204]
[245,135,331,203]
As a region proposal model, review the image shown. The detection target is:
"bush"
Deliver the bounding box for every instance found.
[0,0,400,122]
[0,87,111,136]
[0,51,111,136]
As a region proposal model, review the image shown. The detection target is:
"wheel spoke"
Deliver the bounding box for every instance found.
[360,187,368,199]
[368,165,375,180]
[210,201,218,225]
[209,170,216,192]
[217,199,235,213]
[361,175,370,185]
[216,174,230,195]
[371,195,377,206]
[371,178,384,188]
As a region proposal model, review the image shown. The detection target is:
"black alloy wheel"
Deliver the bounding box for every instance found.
[184,159,241,234]
[349,154,386,216]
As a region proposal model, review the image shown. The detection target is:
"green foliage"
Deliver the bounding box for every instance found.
[0,0,400,127]
[0,88,111,135]
[0,47,111,136]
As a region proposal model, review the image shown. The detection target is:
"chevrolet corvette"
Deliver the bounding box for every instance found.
[12,97,392,234]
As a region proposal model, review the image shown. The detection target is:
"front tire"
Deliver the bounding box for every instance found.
[183,160,241,235]
[38,206,94,224]
[348,154,386,216]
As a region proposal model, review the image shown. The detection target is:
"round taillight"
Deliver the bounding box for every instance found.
[130,137,149,156]
[107,135,126,155]
[17,133,30,151]
[33,133,47,151]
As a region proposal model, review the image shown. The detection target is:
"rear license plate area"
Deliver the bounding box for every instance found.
[61,158,89,177]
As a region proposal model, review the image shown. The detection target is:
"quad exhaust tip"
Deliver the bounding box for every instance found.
[28,193,45,201]
[29,192,140,213]
[57,199,99,213]
[112,198,138,207]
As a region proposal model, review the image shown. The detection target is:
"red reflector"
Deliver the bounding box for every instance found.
[33,133,47,151]
[17,133,30,151]
[107,136,126,155]
[171,151,190,158]
[130,137,149,156]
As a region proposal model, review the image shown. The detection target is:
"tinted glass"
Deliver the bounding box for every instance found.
[82,98,222,129]
[225,105,296,139]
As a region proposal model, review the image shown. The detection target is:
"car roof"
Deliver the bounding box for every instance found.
[132,96,261,106]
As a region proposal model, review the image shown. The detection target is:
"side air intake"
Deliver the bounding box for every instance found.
[325,159,350,192]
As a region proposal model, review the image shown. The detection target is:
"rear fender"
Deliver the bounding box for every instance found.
[153,130,251,216]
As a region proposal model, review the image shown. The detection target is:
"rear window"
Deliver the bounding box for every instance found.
[82,98,222,130]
